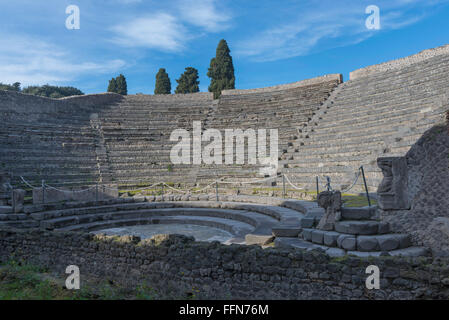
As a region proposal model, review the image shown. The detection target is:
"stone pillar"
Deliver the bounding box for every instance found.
[12,189,26,213]
[316,190,342,231]
[377,157,410,210]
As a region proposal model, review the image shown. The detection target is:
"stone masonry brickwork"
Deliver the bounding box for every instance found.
[381,124,449,256]
[350,44,449,80]
[1,230,449,299]
[221,74,342,95]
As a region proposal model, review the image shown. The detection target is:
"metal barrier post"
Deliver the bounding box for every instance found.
[360,166,371,207]
[282,174,286,198]
[316,176,319,202]
[215,181,219,201]
[96,184,99,202]
[11,189,15,213]
[42,180,45,204]
[161,183,164,197]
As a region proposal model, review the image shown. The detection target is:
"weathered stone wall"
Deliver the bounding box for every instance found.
[0,90,122,118]
[1,229,449,299]
[381,123,449,256]
[221,74,342,95]
[350,44,449,80]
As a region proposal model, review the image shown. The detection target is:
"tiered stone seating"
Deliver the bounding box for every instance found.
[196,75,342,183]
[0,91,122,188]
[281,45,449,192]
[98,93,216,187]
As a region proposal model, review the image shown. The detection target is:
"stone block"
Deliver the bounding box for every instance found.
[272,226,301,238]
[337,234,356,251]
[335,221,379,235]
[302,228,313,241]
[376,234,400,251]
[377,157,411,210]
[323,231,340,247]
[357,236,380,252]
[311,230,324,244]
[12,189,26,213]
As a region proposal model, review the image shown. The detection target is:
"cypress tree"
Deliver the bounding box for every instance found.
[154,68,171,94]
[116,74,128,95]
[207,39,235,99]
[175,67,200,94]
[107,77,117,93]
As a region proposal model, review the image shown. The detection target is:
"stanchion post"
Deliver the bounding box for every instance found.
[215,181,219,201]
[11,189,15,213]
[316,176,319,203]
[360,166,371,207]
[282,174,286,198]
[96,184,99,202]
[42,180,45,204]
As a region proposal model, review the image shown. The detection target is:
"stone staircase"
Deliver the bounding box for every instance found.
[280,51,449,192]
[276,205,429,257]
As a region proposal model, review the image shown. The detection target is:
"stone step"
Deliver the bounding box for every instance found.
[334,220,389,235]
[302,228,413,251]
[340,206,378,220]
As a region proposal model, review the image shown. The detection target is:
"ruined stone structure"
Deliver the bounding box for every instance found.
[0,45,448,299]
[379,123,449,256]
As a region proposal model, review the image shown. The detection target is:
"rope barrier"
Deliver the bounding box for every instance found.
[20,176,38,189]
[340,170,361,193]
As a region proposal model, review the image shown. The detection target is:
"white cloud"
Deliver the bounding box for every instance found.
[178,0,231,32]
[110,13,188,51]
[0,35,125,86]
[235,0,448,62]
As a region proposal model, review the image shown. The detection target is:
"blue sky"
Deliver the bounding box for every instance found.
[1,0,449,94]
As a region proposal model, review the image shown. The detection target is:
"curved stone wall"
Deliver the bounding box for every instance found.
[1,229,449,299]
[350,44,449,80]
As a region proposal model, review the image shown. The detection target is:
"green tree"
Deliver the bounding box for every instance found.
[154,68,171,94]
[175,67,200,94]
[115,74,128,95]
[0,82,21,92]
[107,77,117,93]
[22,85,83,98]
[207,39,235,99]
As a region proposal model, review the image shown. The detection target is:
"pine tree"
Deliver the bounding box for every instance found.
[107,78,117,93]
[116,74,128,95]
[175,67,200,94]
[154,68,171,94]
[207,39,235,99]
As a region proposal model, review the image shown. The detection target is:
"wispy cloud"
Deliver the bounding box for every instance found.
[109,0,231,51]
[0,35,125,86]
[110,13,189,52]
[178,0,232,32]
[235,0,449,62]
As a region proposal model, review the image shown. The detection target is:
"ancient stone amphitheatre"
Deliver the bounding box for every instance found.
[1,44,449,299]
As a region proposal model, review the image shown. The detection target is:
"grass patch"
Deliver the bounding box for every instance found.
[341,194,377,207]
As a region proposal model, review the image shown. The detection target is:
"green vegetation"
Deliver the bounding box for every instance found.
[0,260,191,300]
[154,68,171,94]
[175,67,200,94]
[0,82,21,92]
[107,74,128,95]
[341,194,377,207]
[207,39,235,99]
[0,82,84,98]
